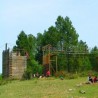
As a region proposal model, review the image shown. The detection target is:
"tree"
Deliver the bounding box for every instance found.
[27,34,36,59]
[35,33,44,64]
[13,31,36,58]
[70,40,92,72]
[13,31,42,79]
[14,31,28,55]
[36,16,79,73]
[55,16,79,72]
[90,46,98,71]
[36,16,92,73]
[55,16,79,48]
[42,26,59,47]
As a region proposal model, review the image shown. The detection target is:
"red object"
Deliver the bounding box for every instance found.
[93,76,98,83]
[46,70,50,77]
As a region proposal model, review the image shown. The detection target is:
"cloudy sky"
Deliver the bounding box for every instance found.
[0,0,98,73]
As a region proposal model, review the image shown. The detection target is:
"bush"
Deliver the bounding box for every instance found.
[32,60,43,75]
[54,71,78,79]
[54,71,66,77]
[22,70,31,80]
[78,70,98,77]
[0,74,2,80]
[66,73,78,79]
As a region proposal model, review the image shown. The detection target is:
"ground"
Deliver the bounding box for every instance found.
[0,77,98,98]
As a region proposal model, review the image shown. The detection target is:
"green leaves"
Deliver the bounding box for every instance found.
[16,31,28,51]
[13,15,95,75]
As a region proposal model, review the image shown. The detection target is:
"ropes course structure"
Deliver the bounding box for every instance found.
[42,44,98,75]
[42,44,71,75]
[42,44,59,75]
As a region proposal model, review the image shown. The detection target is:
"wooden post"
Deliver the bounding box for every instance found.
[56,55,58,73]
[49,45,51,75]
[43,50,44,65]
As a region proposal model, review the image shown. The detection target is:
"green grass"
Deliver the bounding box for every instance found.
[0,77,98,98]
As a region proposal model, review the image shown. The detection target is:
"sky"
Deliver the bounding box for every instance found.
[0,0,98,73]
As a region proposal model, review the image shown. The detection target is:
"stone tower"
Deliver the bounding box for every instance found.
[2,44,27,79]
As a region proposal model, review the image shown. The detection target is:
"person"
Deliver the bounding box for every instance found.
[93,76,98,83]
[36,72,39,78]
[46,70,50,77]
[88,75,93,83]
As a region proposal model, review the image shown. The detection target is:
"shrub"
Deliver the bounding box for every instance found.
[54,71,66,77]
[54,71,78,79]
[0,74,2,80]
[22,70,31,80]
[78,70,98,77]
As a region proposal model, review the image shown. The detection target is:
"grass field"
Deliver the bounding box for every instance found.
[0,77,98,98]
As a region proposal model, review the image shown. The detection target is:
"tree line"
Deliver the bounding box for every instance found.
[13,16,98,78]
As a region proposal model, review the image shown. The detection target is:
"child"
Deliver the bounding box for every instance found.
[88,75,93,83]
[46,70,50,77]
[93,76,98,83]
